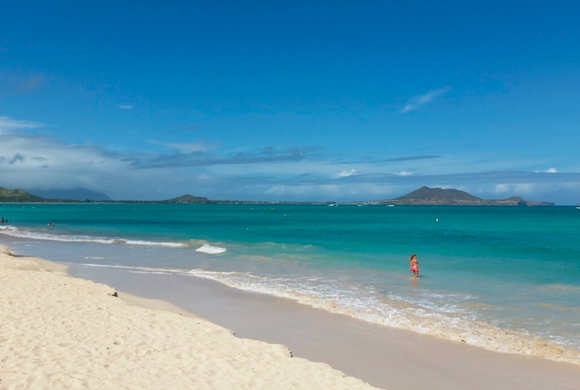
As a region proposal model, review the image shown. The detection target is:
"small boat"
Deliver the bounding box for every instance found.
[387,205,395,207]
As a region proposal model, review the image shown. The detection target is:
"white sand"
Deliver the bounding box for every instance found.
[0,245,380,390]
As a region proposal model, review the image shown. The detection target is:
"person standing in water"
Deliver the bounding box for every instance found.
[409,254,420,279]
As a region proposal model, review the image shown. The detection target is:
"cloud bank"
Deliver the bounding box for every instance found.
[0,116,44,133]
[1,115,579,204]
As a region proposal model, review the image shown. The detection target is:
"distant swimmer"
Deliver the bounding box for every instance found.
[409,254,421,279]
[48,221,55,226]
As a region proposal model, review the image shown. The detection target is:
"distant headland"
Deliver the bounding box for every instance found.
[0,185,556,206]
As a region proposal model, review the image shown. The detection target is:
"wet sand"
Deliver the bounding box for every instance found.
[68,263,580,390]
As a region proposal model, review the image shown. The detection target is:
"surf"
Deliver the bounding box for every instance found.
[0,225,185,248]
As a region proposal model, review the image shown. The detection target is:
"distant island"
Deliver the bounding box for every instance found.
[368,186,555,206]
[0,187,45,203]
[0,185,555,206]
[165,194,211,204]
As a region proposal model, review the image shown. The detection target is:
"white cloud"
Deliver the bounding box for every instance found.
[333,169,359,178]
[0,116,143,197]
[0,116,44,133]
[118,105,134,110]
[402,87,451,113]
[494,183,535,196]
[534,167,558,173]
[389,170,412,176]
[491,182,580,204]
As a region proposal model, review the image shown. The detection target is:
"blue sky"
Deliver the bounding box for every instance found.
[1,1,579,203]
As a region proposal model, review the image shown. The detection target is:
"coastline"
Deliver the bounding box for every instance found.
[67,262,580,390]
[0,244,379,390]
[2,242,579,390]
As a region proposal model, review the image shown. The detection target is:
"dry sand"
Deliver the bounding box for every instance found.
[0,245,379,390]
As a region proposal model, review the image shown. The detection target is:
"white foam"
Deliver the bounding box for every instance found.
[0,225,185,248]
[185,268,580,365]
[80,263,185,274]
[195,243,227,254]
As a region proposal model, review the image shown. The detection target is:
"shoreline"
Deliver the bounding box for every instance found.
[67,262,580,390]
[0,244,379,390]
[2,242,580,389]
[2,221,579,365]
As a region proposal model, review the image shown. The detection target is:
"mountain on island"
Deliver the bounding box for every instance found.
[164,194,211,204]
[27,188,112,201]
[381,186,553,206]
[0,186,44,202]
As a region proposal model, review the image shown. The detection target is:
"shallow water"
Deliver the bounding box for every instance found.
[1,203,579,363]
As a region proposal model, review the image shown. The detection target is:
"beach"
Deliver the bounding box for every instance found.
[2,204,580,389]
[2,203,580,365]
[2,243,580,390]
[0,244,378,390]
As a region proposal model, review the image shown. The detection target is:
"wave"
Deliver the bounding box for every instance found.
[195,243,227,254]
[185,268,580,366]
[80,263,187,274]
[0,225,185,248]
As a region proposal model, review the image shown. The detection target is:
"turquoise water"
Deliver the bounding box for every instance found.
[1,203,579,363]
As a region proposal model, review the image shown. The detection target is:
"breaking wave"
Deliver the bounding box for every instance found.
[195,243,227,254]
[0,225,185,248]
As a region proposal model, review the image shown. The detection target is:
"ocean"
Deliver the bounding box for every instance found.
[1,203,579,364]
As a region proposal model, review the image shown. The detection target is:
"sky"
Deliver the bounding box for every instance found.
[1,1,579,204]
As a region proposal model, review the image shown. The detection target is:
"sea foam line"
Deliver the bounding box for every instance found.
[185,268,580,366]
[0,225,185,248]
